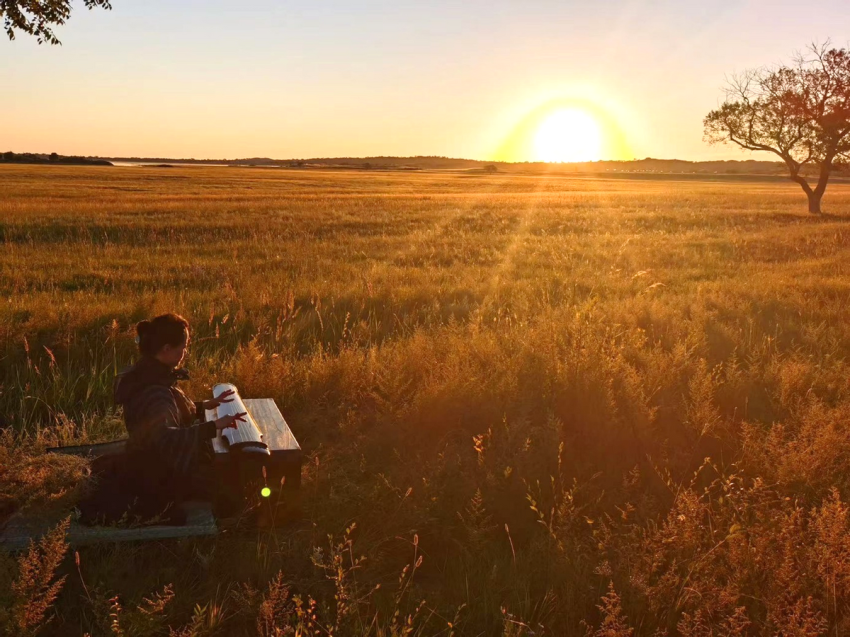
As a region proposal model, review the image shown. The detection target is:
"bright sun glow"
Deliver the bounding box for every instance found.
[534,108,602,163]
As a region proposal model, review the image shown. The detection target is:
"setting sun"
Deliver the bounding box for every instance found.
[492,98,631,163]
[534,108,602,163]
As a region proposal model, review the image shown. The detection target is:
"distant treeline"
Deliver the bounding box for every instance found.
[1,152,112,166]
[6,152,842,177]
[98,154,798,175]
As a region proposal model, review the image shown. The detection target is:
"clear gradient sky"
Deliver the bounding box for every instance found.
[2,0,848,161]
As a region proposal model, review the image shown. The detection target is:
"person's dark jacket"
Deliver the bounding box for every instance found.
[114,356,217,479]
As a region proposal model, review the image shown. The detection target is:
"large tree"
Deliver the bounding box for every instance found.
[2,0,111,45]
[704,44,850,214]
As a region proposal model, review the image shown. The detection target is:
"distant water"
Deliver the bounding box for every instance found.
[112,161,230,167]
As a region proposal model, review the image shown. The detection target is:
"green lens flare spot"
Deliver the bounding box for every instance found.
[261,487,271,498]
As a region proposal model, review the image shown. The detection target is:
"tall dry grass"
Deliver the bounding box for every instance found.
[3,165,850,634]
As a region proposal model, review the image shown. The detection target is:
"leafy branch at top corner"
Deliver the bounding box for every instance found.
[2,0,112,46]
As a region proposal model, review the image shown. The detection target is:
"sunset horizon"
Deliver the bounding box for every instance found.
[4,1,848,163]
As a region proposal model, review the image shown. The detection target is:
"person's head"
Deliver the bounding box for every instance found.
[136,313,190,368]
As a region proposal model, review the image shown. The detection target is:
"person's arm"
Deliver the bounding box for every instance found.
[138,387,245,477]
[139,387,215,477]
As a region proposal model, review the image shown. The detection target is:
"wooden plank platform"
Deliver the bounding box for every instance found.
[0,502,216,552]
[46,438,127,458]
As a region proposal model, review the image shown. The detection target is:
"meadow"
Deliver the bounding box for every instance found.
[3,164,850,635]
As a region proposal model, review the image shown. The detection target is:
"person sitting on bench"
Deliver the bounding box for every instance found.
[85,313,246,524]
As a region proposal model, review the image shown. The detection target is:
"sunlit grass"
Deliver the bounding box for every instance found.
[3,165,850,634]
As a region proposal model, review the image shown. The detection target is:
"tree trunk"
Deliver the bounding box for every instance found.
[809,161,832,215]
[786,162,829,215]
[807,190,823,214]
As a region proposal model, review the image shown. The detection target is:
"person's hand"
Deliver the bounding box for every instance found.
[203,389,236,411]
[215,411,247,432]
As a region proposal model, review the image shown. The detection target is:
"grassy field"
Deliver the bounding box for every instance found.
[3,164,850,635]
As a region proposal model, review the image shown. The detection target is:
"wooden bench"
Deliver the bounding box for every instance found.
[0,399,301,551]
[206,399,302,518]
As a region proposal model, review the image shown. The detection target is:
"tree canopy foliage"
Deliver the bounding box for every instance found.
[2,0,111,45]
[705,44,850,213]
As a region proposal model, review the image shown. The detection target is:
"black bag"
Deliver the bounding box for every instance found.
[76,450,187,526]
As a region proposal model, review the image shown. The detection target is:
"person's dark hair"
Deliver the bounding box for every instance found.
[136,313,190,357]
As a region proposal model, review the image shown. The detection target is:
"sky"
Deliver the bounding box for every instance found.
[2,0,849,161]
